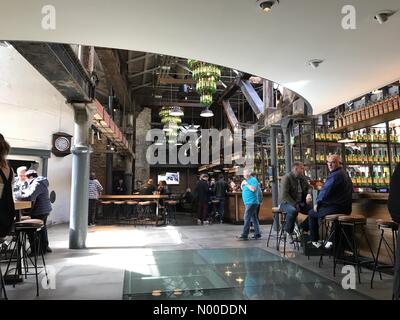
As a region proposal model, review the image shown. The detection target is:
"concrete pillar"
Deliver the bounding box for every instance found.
[134,107,151,188]
[69,103,94,249]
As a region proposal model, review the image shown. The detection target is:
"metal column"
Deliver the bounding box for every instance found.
[106,144,113,194]
[69,103,93,249]
[270,128,279,231]
[281,119,292,174]
[124,156,133,194]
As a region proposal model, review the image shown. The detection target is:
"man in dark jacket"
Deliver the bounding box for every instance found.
[214,175,228,223]
[308,154,352,241]
[388,163,400,300]
[279,162,313,242]
[193,174,209,225]
[15,170,52,254]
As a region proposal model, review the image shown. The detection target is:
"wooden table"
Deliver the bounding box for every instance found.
[99,195,169,217]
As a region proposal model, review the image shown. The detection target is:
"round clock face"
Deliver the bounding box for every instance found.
[55,136,70,152]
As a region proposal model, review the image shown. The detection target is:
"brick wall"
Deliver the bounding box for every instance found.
[90,135,107,189]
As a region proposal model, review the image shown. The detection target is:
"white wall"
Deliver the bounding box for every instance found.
[0,45,75,225]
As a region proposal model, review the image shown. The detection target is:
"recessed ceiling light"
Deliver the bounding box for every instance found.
[374,10,396,24]
[257,0,279,13]
[308,59,324,69]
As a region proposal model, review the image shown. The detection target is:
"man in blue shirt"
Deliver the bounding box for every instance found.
[238,169,261,240]
[307,154,352,242]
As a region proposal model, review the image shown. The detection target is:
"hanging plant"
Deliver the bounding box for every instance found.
[200,94,213,106]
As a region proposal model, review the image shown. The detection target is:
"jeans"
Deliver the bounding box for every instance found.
[88,199,98,225]
[216,197,225,222]
[241,204,261,238]
[27,214,49,253]
[279,202,311,234]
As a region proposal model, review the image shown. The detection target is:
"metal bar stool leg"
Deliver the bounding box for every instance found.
[371,228,384,288]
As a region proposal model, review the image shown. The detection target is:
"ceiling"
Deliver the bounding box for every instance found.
[1,0,399,115]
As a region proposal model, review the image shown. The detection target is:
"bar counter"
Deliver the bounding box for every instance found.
[226,192,272,224]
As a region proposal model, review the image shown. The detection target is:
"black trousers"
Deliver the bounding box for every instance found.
[88,199,98,225]
[27,214,49,254]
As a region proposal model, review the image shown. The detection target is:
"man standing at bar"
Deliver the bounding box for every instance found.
[193,174,210,225]
[237,169,261,240]
[278,162,313,243]
[214,174,228,223]
[308,154,352,242]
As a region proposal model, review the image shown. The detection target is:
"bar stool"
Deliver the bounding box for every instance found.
[334,215,375,284]
[137,201,155,226]
[5,219,49,296]
[125,201,139,225]
[370,219,398,289]
[210,199,221,224]
[319,214,347,268]
[164,200,178,225]
[0,236,11,300]
[112,201,126,224]
[267,207,283,250]
[99,201,113,224]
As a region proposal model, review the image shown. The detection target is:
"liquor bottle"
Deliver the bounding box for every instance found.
[355,173,361,186]
[351,172,356,185]
[367,172,373,185]
[364,128,370,142]
[378,172,384,186]
[384,172,390,186]
[363,150,368,164]
[394,128,398,143]
[370,128,375,142]
[361,172,367,186]
[384,150,389,164]
[368,151,373,164]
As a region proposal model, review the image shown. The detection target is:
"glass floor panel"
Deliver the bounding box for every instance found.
[123,247,370,300]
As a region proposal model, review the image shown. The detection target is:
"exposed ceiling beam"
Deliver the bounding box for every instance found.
[239,79,264,119]
[159,77,196,85]
[126,53,155,64]
[131,82,152,91]
[128,66,159,78]
[138,100,206,108]
[10,42,94,102]
[95,47,133,109]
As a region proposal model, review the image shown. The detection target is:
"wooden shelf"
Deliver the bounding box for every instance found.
[330,109,400,133]
[346,163,390,166]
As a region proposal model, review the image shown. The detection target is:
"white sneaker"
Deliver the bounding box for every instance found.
[324,241,333,249]
[285,232,294,244]
[312,241,322,248]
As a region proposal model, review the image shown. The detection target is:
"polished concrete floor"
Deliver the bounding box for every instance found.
[1,215,394,300]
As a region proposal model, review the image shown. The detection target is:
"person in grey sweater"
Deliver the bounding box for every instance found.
[15,170,52,254]
[278,162,313,242]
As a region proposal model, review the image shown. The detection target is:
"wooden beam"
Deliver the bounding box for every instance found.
[159,77,196,85]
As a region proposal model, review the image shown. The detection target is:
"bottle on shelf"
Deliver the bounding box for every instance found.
[367,172,373,185]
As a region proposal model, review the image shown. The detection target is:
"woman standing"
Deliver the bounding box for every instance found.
[0,134,15,237]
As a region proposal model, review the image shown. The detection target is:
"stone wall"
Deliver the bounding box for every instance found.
[134,107,151,189]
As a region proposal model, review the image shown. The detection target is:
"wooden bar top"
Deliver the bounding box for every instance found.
[352,192,388,201]
[99,195,169,200]
[14,201,32,210]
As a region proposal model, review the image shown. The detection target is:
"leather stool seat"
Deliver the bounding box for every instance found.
[325,214,348,222]
[113,201,125,205]
[20,215,32,221]
[15,219,44,229]
[376,219,398,230]
[126,201,139,205]
[338,215,366,223]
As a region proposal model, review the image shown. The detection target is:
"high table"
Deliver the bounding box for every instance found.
[99,195,169,218]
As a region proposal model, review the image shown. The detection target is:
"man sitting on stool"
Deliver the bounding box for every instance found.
[307,154,352,243]
[279,162,313,243]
